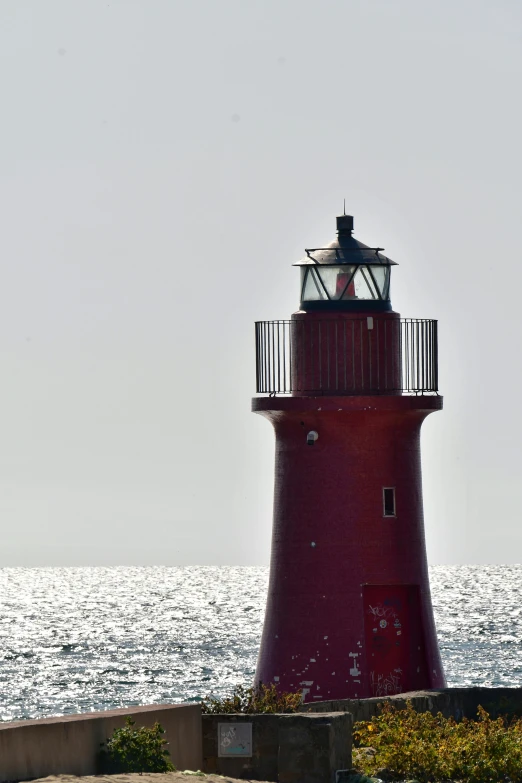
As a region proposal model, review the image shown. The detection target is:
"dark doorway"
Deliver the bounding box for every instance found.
[363,584,429,696]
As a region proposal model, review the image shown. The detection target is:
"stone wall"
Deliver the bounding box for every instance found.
[202,712,352,783]
[298,687,522,723]
[0,703,201,783]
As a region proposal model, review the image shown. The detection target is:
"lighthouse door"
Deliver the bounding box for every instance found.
[363,584,428,696]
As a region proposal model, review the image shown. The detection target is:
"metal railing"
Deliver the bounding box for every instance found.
[255,318,438,395]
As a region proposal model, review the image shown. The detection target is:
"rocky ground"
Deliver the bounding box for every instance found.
[27,773,418,783]
[29,773,393,783]
[31,774,270,783]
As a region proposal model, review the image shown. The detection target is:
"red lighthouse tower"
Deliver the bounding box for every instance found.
[253,214,445,702]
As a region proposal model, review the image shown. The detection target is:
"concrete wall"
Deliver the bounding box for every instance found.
[202,712,352,783]
[298,687,522,723]
[0,703,201,782]
[4,688,519,783]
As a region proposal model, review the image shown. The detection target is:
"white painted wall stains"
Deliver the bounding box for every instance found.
[349,652,361,677]
[300,679,314,701]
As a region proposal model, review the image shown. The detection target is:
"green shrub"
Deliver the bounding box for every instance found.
[98,716,175,773]
[354,701,522,783]
[201,682,302,714]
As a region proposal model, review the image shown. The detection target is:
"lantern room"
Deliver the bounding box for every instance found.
[296,214,397,312]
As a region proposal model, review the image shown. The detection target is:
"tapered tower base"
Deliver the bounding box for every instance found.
[253,394,445,702]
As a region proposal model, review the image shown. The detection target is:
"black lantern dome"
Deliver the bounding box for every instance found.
[295,214,397,312]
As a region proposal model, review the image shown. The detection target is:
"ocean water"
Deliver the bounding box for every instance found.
[0,565,521,722]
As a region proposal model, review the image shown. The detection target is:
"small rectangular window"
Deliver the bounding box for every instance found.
[383,487,396,517]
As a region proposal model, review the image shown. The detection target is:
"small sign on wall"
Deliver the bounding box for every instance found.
[218,722,253,757]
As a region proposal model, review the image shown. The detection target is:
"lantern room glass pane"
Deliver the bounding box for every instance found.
[369,266,390,299]
[352,266,376,299]
[338,268,357,299]
[316,266,357,299]
[301,268,327,300]
[361,266,379,299]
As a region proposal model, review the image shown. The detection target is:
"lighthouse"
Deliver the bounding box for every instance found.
[252,213,445,702]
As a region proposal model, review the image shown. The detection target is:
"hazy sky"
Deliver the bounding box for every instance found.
[1,0,521,566]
